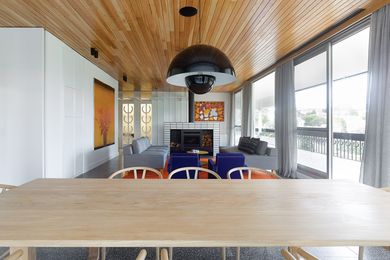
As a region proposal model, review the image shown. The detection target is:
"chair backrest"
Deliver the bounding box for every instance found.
[168,167,221,179]
[109,167,162,179]
[3,249,24,260]
[215,155,245,179]
[228,167,281,179]
[169,154,200,178]
[0,184,16,194]
[381,187,390,192]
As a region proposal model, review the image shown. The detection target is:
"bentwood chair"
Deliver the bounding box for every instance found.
[358,186,390,260]
[208,153,245,179]
[0,185,20,260]
[226,167,280,260]
[168,167,221,179]
[227,167,281,179]
[168,167,220,259]
[281,247,319,260]
[0,249,24,260]
[0,184,16,194]
[105,167,162,260]
[109,167,163,179]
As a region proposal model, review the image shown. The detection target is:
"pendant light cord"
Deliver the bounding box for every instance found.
[198,0,201,44]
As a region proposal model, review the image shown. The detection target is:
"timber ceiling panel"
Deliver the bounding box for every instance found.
[0,0,388,92]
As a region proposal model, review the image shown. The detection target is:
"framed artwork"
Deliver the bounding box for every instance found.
[194,101,224,121]
[94,79,115,150]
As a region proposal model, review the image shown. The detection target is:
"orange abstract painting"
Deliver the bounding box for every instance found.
[94,79,115,149]
[194,102,224,121]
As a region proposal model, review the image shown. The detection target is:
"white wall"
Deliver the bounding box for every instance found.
[152,91,188,145]
[194,92,231,146]
[44,32,119,178]
[0,28,45,185]
[123,91,232,146]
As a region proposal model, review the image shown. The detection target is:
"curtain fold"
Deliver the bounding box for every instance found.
[241,82,253,137]
[360,5,390,187]
[275,60,297,178]
[229,92,235,146]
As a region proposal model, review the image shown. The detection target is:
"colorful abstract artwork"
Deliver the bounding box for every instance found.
[194,101,224,121]
[94,79,115,150]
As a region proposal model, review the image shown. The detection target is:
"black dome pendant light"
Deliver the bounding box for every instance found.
[166,1,236,94]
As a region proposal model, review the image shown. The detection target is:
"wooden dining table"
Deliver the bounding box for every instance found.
[1,178,390,260]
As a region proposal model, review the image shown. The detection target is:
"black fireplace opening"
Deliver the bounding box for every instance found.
[170,129,213,156]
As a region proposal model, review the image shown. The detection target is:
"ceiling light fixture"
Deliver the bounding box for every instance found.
[166,1,236,94]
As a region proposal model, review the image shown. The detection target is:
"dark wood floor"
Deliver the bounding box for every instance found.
[77,156,123,179]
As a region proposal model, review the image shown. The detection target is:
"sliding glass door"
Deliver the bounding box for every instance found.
[293,21,370,180]
[331,27,369,181]
[295,50,328,177]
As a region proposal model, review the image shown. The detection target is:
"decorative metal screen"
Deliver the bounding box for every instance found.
[122,104,134,145]
[141,103,152,141]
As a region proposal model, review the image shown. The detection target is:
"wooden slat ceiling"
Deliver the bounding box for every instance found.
[0,0,388,93]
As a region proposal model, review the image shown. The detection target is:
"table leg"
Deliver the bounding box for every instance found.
[9,248,36,260]
[236,247,240,260]
[169,247,173,260]
[87,248,99,260]
[359,246,364,260]
[221,247,226,260]
[156,247,160,260]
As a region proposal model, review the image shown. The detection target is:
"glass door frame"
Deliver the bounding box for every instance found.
[294,43,331,179]
[293,18,370,179]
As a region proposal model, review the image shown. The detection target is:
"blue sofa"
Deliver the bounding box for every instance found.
[123,137,169,169]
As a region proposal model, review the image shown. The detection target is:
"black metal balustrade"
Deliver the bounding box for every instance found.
[261,128,365,162]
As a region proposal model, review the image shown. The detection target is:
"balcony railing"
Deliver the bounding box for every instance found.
[261,128,365,162]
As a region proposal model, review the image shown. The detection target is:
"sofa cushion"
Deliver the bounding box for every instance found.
[123,144,133,155]
[238,137,258,154]
[132,137,151,154]
[255,140,268,155]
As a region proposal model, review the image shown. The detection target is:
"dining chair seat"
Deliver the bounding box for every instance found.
[281,247,319,260]
[0,184,16,194]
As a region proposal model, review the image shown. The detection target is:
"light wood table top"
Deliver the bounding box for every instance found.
[0,179,390,248]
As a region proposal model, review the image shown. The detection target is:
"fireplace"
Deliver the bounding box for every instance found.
[170,129,213,156]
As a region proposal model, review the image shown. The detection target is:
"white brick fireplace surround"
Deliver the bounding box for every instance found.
[164,122,220,156]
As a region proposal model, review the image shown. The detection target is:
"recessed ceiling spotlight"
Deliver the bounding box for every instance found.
[90,47,98,58]
[179,6,198,17]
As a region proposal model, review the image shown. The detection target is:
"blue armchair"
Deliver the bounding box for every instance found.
[168,153,201,179]
[208,153,246,179]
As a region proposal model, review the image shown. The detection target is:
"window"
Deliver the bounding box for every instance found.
[252,72,275,147]
[292,21,370,181]
[140,103,152,141]
[331,27,369,182]
[233,90,243,145]
[122,103,134,145]
[295,51,328,175]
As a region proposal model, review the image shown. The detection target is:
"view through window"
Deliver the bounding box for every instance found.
[234,90,243,145]
[252,72,275,147]
[293,25,370,181]
[331,27,369,181]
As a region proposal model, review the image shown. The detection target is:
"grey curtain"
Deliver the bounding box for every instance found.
[229,92,235,146]
[275,60,297,178]
[241,82,253,136]
[360,5,390,188]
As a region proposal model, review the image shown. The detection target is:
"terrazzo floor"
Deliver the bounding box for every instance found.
[1,246,389,259]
